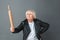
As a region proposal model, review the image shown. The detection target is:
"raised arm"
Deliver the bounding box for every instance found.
[8,5,24,33]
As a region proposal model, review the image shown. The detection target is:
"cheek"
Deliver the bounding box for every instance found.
[29,15,33,19]
[30,15,33,18]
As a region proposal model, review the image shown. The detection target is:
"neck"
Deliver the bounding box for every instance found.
[28,19,33,23]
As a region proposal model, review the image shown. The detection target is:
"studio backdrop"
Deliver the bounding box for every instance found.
[0,0,60,40]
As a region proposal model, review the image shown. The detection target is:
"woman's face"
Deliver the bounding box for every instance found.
[26,11,34,20]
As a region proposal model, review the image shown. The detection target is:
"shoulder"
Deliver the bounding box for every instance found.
[34,18,47,24]
[35,18,49,26]
[34,18,42,22]
[21,19,27,24]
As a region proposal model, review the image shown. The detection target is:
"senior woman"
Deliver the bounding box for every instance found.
[8,5,49,40]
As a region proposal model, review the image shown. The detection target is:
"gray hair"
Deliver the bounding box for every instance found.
[25,9,36,18]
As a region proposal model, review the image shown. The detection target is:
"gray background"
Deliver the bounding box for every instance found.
[0,0,60,40]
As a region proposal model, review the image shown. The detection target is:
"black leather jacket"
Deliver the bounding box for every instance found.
[12,18,49,40]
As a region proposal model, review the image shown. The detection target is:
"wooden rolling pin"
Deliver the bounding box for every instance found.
[8,5,15,32]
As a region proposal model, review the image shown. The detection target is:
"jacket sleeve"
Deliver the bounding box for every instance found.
[12,21,24,33]
[39,20,49,34]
